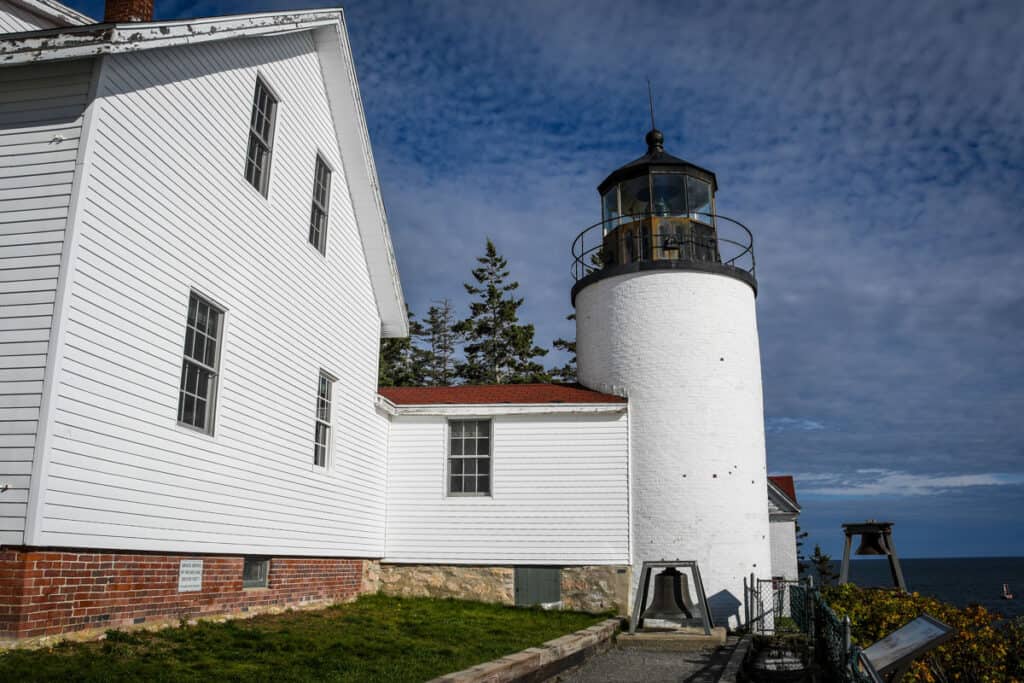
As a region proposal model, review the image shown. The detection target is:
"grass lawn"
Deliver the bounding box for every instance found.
[0,594,607,682]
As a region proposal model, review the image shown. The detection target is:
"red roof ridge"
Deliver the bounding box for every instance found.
[378,383,626,405]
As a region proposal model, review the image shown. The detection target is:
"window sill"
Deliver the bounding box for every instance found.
[175,421,216,439]
[305,240,328,259]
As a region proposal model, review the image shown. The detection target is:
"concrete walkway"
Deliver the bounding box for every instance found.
[552,636,741,683]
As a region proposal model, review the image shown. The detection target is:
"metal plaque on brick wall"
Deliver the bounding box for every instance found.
[178,559,203,592]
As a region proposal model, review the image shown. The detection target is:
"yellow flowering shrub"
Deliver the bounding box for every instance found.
[824,584,1022,682]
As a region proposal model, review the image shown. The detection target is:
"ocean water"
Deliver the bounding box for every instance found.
[828,557,1024,620]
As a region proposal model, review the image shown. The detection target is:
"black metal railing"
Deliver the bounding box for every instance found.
[570,212,755,282]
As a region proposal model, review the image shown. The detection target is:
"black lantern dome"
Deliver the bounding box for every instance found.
[570,128,756,304]
[597,128,718,197]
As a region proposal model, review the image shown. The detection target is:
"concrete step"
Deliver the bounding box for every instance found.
[617,626,728,651]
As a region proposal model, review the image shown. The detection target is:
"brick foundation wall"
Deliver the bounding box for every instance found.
[0,548,374,641]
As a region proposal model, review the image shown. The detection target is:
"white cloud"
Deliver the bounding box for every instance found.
[802,470,1024,497]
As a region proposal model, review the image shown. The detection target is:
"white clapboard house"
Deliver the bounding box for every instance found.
[0,0,799,641]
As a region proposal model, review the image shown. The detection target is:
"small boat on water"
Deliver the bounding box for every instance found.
[1002,583,1014,600]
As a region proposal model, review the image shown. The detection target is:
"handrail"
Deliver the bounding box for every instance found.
[570,212,755,282]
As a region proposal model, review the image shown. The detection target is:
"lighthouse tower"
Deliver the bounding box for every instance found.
[571,129,771,628]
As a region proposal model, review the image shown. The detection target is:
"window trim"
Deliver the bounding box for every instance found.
[313,370,336,469]
[176,290,226,436]
[446,418,493,498]
[307,153,333,255]
[243,76,278,197]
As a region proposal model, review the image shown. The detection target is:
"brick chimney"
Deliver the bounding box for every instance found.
[104,0,154,22]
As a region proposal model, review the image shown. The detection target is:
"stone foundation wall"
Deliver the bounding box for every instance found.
[379,564,630,615]
[380,564,515,604]
[561,565,630,615]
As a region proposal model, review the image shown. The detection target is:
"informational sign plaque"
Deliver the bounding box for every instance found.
[178,559,203,592]
[861,614,954,677]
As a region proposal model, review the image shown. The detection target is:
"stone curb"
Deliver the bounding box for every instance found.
[428,618,621,683]
[718,635,752,682]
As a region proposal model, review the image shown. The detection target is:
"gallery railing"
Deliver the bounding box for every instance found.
[570,212,755,282]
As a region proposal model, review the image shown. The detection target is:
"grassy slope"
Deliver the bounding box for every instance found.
[0,594,606,682]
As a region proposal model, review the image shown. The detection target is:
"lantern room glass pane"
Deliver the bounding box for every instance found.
[686,177,712,223]
[652,173,686,216]
[619,176,650,218]
[601,188,620,231]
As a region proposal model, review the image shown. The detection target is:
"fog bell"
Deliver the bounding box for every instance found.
[640,567,695,623]
[856,531,888,556]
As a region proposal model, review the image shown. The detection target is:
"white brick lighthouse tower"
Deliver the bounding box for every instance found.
[572,129,772,628]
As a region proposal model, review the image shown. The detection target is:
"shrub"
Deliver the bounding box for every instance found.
[824,584,1020,682]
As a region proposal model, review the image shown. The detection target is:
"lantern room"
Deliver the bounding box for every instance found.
[598,128,719,266]
[571,128,756,301]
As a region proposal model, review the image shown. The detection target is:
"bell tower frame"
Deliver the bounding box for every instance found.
[839,521,907,591]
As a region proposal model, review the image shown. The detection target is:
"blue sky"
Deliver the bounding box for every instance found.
[70,0,1024,559]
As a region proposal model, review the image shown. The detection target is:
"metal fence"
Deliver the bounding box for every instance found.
[749,578,811,636]
[746,578,873,682]
[811,589,873,683]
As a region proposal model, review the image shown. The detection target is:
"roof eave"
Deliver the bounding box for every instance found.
[0,10,344,64]
[313,16,408,338]
[9,0,93,28]
[767,480,801,513]
[386,402,629,416]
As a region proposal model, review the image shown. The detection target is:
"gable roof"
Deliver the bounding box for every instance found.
[0,8,409,338]
[768,475,800,513]
[379,384,627,406]
[4,0,93,28]
[768,475,797,503]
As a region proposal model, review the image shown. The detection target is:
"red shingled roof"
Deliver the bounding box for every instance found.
[378,384,626,405]
[769,475,798,504]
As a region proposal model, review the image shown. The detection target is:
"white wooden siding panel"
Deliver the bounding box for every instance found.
[38,34,386,557]
[0,58,90,544]
[0,0,59,32]
[385,413,630,565]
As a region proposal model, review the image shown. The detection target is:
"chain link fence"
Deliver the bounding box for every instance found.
[746,578,873,682]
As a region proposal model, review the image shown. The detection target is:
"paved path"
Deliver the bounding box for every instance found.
[553,637,740,683]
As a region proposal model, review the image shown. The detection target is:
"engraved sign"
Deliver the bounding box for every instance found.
[178,559,203,592]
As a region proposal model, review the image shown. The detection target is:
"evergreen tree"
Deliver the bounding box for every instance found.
[417,299,457,386]
[810,544,837,586]
[454,239,549,384]
[550,313,577,383]
[378,307,425,387]
[795,522,810,575]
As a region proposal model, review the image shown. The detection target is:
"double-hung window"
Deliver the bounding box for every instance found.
[448,420,491,496]
[244,77,277,195]
[308,155,332,254]
[177,292,224,433]
[314,371,334,468]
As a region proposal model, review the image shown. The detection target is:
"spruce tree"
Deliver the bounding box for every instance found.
[454,239,549,384]
[378,307,425,387]
[550,313,577,383]
[810,544,837,586]
[418,299,457,386]
[795,522,810,575]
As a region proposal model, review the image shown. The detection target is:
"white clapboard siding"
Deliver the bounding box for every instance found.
[385,413,630,565]
[0,58,92,545]
[0,0,58,32]
[34,33,388,557]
